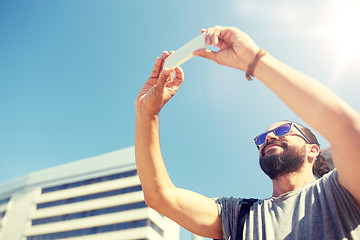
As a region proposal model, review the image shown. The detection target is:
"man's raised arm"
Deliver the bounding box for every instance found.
[195,25,360,207]
[134,51,222,239]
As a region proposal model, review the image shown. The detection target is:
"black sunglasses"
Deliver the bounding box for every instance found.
[254,122,311,149]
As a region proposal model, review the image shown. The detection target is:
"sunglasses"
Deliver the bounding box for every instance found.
[254,122,311,149]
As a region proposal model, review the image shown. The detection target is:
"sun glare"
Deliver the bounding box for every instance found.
[326,0,360,58]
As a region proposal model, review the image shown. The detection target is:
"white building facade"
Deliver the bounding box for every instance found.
[0,147,179,240]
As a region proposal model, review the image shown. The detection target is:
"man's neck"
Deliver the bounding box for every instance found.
[272,170,316,197]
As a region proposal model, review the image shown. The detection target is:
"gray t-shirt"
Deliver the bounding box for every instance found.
[216,170,360,239]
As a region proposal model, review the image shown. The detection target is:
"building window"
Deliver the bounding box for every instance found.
[32,201,147,225]
[27,219,163,240]
[41,169,138,194]
[37,185,142,209]
[0,197,10,205]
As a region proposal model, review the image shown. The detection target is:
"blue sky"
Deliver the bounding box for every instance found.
[1,0,360,239]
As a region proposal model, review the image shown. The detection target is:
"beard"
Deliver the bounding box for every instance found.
[259,141,306,180]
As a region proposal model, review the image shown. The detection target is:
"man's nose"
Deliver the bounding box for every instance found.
[265,131,279,143]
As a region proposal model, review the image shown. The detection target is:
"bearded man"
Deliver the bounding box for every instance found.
[134,25,360,239]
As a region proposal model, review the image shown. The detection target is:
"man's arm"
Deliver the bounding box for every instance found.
[196,26,360,206]
[255,54,360,205]
[135,51,222,239]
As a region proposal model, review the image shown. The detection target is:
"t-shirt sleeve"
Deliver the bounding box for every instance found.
[215,197,245,240]
[324,169,360,216]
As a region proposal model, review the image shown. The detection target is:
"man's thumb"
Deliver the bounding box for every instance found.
[193,49,217,61]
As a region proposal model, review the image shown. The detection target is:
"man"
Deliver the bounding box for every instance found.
[134,25,360,239]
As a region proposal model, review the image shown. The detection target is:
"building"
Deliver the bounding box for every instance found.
[0,147,179,240]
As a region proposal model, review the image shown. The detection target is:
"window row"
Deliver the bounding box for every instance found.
[37,185,142,209]
[27,219,163,240]
[0,197,10,205]
[41,169,138,194]
[32,201,147,225]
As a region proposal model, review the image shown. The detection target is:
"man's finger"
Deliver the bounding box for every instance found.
[149,57,162,78]
[161,51,169,61]
[173,66,184,87]
[193,49,217,62]
[157,68,171,89]
[159,51,171,70]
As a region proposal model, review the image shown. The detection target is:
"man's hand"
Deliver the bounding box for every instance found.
[134,51,222,239]
[135,51,184,116]
[194,25,260,71]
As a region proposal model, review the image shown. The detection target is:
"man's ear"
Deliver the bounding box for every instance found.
[308,144,320,163]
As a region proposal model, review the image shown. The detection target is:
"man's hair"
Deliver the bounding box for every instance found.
[295,123,333,178]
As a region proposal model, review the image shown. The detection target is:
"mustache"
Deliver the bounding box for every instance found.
[261,140,287,156]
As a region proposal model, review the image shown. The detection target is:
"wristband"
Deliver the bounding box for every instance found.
[246,49,267,81]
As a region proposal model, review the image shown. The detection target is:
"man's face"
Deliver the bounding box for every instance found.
[258,122,308,179]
